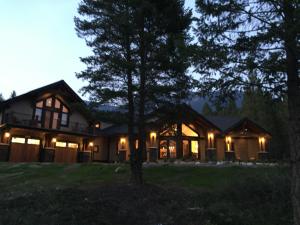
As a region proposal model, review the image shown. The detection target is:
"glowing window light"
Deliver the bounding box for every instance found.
[11,137,26,144]
[191,141,198,154]
[68,143,79,149]
[27,139,40,145]
[56,142,67,148]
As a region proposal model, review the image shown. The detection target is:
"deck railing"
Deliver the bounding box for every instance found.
[3,112,92,134]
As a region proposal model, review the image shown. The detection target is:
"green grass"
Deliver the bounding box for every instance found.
[0,163,292,225]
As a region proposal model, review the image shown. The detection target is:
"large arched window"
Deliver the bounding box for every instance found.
[33,97,69,129]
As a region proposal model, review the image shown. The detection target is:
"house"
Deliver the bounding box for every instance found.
[0,80,271,163]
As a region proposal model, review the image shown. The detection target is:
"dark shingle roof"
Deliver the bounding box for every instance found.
[205,116,242,132]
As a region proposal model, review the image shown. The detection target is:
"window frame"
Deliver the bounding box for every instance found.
[33,96,70,129]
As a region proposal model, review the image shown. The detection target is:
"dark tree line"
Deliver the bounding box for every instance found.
[76,0,299,223]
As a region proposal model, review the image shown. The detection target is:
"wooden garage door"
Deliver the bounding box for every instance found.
[54,148,77,163]
[10,138,40,162]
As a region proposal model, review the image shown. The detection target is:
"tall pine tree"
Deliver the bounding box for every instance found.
[194,1,300,223]
[75,0,192,184]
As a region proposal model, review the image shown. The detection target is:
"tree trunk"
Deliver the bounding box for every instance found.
[283,1,300,224]
[124,3,141,185]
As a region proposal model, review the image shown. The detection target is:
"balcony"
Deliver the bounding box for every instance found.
[2,112,92,134]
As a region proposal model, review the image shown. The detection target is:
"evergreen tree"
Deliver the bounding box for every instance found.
[194,1,299,222]
[0,93,4,102]
[202,102,213,116]
[75,0,192,184]
[10,90,16,99]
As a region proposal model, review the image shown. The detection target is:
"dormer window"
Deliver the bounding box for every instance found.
[34,97,70,129]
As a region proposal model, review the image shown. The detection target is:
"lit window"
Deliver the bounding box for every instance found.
[56,141,67,148]
[68,143,78,149]
[191,141,198,154]
[62,106,69,113]
[27,139,40,145]
[46,98,52,107]
[11,137,26,144]
[182,124,198,137]
[55,99,61,109]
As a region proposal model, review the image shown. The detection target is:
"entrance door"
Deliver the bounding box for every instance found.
[236,139,248,161]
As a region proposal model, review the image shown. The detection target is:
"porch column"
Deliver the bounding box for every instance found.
[176,122,183,159]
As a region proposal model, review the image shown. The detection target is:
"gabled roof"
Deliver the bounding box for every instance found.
[0,80,85,110]
[206,116,242,132]
[206,116,271,136]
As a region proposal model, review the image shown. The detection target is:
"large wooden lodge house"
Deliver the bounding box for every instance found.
[0,80,271,163]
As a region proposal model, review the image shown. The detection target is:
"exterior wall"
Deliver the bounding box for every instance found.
[4,100,33,118]
[93,137,109,161]
[60,111,89,133]
[199,139,206,161]
[233,138,260,161]
[0,111,2,124]
[216,138,225,161]
[109,137,118,162]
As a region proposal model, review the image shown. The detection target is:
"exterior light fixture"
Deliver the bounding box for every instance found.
[259,137,266,152]
[150,132,156,143]
[89,142,94,147]
[225,136,232,151]
[120,138,126,149]
[4,132,10,138]
[51,138,57,143]
[208,132,214,148]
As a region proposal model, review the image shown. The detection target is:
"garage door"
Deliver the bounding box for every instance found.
[9,137,40,162]
[54,142,78,163]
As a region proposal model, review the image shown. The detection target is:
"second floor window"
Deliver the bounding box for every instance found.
[34,97,69,129]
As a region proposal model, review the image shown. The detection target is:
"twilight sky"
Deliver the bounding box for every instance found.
[0,0,195,100]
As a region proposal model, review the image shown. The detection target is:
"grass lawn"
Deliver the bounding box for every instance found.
[0,163,291,225]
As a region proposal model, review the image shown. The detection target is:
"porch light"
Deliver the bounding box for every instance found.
[4,132,10,138]
[120,138,126,149]
[89,142,94,147]
[150,132,156,142]
[51,138,57,143]
[120,138,126,145]
[208,132,214,148]
[259,137,266,151]
[226,136,232,151]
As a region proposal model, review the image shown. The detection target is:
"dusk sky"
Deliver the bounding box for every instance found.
[0,0,195,100]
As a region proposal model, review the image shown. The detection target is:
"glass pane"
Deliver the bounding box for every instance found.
[56,142,67,148]
[28,139,40,145]
[62,106,68,113]
[68,143,78,149]
[182,124,198,137]
[34,108,42,121]
[55,99,61,109]
[11,137,26,144]
[61,113,68,126]
[159,140,168,158]
[46,98,52,107]
[169,140,176,158]
[183,140,190,157]
[44,111,51,128]
[191,141,198,154]
[36,101,43,108]
[52,112,59,129]
[160,124,177,136]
